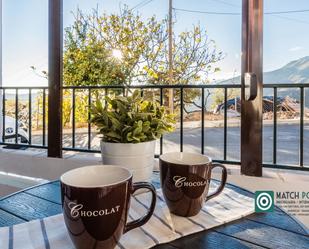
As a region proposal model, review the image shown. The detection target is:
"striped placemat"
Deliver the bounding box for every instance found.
[0,182,254,249]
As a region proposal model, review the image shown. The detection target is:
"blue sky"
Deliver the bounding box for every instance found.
[2,0,309,86]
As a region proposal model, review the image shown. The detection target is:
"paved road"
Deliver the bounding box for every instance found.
[29,124,309,167]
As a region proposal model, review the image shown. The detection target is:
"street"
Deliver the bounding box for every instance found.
[30,123,309,167]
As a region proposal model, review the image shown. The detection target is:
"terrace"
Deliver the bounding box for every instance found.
[0,0,308,248]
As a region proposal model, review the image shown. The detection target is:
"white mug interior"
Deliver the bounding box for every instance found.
[160,152,211,165]
[60,165,132,188]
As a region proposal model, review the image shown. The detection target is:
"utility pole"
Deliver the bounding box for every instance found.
[168,0,174,112]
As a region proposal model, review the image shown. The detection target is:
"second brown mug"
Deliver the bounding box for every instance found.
[159,152,227,217]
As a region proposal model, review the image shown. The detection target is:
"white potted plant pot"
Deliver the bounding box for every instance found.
[101,140,156,182]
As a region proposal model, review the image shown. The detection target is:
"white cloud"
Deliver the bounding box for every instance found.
[289,46,304,52]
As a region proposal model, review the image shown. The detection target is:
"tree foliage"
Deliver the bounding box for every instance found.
[63,6,223,89]
[33,6,224,127]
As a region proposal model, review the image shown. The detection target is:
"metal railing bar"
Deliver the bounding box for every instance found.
[0,142,47,149]
[72,88,76,148]
[15,89,18,144]
[2,89,5,143]
[212,159,241,165]
[180,87,184,152]
[28,89,32,145]
[273,87,277,164]
[223,88,228,160]
[62,84,242,90]
[263,163,309,172]
[88,88,92,150]
[160,88,163,155]
[42,89,46,146]
[0,86,48,90]
[104,88,108,106]
[201,88,205,154]
[264,83,309,88]
[62,147,100,153]
[2,83,309,90]
[299,87,304,167]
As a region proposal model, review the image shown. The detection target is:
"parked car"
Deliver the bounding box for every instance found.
[3,116,29,143]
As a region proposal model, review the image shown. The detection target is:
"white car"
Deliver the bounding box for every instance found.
[3,116,29,143]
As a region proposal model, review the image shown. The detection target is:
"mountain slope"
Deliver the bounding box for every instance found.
[220,56,309,84]
[264,56,309,83]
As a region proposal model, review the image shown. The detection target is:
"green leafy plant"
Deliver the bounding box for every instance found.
[90,90,176,143]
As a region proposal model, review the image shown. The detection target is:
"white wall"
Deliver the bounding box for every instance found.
[0,149,102,181]
[0,148,102,196]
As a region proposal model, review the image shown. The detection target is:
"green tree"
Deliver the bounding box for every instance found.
[64,7,223,97]
[33,6,224,126]
[63,10,124,86]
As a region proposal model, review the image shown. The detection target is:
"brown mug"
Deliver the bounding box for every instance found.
[159,152,227,217]
[60,165,156,249]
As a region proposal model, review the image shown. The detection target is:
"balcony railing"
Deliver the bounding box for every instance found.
[1,83,309,171]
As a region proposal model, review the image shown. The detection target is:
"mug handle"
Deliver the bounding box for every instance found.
[206,163,227,201]
[124,182,157,233]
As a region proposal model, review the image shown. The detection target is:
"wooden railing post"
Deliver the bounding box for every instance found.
[241,0,263,176]
[48,0,63,158]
